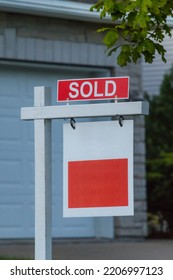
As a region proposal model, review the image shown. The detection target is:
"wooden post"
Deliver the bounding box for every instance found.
[34,87,52,260]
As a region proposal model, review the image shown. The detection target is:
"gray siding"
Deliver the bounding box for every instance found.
[142,32,173,96]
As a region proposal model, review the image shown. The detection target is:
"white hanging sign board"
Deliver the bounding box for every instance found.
[63,120,134,217]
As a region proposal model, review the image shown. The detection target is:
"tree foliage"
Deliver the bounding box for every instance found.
[90,0,173,66]
[146,65,173,231]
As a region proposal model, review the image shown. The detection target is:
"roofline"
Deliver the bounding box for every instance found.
[0,0,110,23]
[0,1,172,27]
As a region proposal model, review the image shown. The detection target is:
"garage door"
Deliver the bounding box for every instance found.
[0,62,113,238]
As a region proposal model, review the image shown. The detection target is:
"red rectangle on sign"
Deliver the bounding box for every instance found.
[68,158,128,208]
[57,77,129,102]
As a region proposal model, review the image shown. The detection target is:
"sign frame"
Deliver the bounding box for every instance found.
[21,86,149,260]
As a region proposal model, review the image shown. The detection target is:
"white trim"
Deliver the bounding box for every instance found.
[0,1,172,26]
[0,0,110,23]
[0,59,110,74]
[21,101,149,120]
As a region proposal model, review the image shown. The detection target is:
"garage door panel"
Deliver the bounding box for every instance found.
[0,141,21,156]
[0,160,22,184]
[0,119,21,141]
[52,199,95,238]
[0,204,23,227]
[0,196,25,237]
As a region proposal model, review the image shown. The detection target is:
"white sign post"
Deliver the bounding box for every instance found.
[21,85,149,260]
[34,87,52,260]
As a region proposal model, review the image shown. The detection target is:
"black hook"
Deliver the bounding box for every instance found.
[119,115,124,127]
[70,118,76,129]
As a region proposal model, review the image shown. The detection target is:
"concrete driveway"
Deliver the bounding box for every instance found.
[0,239,173,260]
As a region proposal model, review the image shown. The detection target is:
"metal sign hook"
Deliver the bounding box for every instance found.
[70,118,76,129]
[119,115,124,127]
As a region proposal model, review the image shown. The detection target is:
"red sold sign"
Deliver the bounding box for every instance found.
[57,76,129,102]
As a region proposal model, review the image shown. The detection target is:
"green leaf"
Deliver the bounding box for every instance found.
[103,29,119,48]
[132,48,141,63]
[97,27,110,33]
[155,43,167,63]
[141,0,152,13]
[117,50,131,67]
[143,50,155,63]
[122,45,131,53]
[147,39,155,53]
[133,13,150,29]
[107,46,119,57]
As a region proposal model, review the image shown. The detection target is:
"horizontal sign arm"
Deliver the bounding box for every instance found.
[21,101,149,120]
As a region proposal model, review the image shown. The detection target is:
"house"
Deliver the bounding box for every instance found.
[0,0,147,240]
